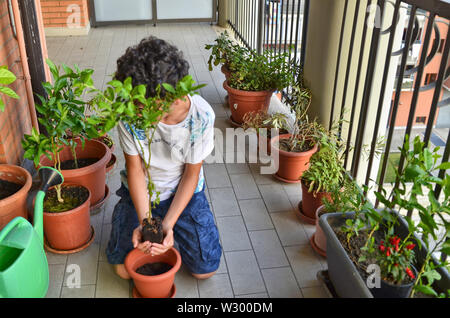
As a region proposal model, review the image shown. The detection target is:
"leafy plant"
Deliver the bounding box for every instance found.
[0,66,20,111]
[301,134,345,195]
[242,110,288,138]
[228,49,293,92]
[281,64,324,153]
[344,135,449,297]
[205,31,238,71]
[374,234,416,285]
[22,59,97,202]
[92,75,205,217]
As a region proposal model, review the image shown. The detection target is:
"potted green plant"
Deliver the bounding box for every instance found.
[0,66,33,231]
[21,60,111,252]
[24,60,111,209]
[242,110,288,155]
[311,174,366,257]
[298,129,345,224]
[319,135,450,298]
[92,74,203,298]
[205,31,239,80]
[270,68,323,183]
[224,49,293,125]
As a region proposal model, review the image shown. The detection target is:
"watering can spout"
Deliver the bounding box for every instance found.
[34,167,64,243]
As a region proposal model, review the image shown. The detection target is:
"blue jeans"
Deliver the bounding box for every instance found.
[106,184,222,274]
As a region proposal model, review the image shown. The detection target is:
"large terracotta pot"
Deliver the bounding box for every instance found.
[311,205,327,257]
[39,138,111,206]
[0,164,32,230]
[125,247,182,298]
[270,134,318,183]
[224,81,274,125]
[299,180,332,225]
[43,184,91,251]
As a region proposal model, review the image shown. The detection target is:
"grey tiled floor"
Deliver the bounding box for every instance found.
[45,23,328,298]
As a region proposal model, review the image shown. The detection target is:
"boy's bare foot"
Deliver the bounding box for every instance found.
[114,264,131,280]
[192,271,216,280]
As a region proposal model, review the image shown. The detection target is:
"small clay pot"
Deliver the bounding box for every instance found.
[0,165,32,230]
[39,138,111,206]
[299,180,332,224]
[223,81,274,125]
[125,247,182,298]
[106,153,117,173]
[311,205,327,257]
[43,184,91,251]
[270,134,318,183]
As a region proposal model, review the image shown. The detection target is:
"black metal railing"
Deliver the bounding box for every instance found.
[226,0,309,67]
[327,0,449,263]
[328,0,449,199]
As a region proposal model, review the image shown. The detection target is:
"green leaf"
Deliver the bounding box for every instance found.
[0,67,17,85]
[162,83,176,94]
[415,285,438,297]
[0,86,19,99]
[437,162,450,171]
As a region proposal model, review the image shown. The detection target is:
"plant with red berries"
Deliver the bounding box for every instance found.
[374,233,416,285]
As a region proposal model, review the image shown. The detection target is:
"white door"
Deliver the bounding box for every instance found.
[94,0,153,22]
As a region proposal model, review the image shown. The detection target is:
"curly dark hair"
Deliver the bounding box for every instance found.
[115,36,189,97]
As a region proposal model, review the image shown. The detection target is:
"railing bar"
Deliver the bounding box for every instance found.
[329,0,349,131]
[275,0,279,58]
[338,0,362,141]
[271,0,275,58]
[252,0,256,50]
[364,0,402,186]
[351,0,385,179]
[279,0,284,56]
[343,0,371,168]
[284,0,290,54]
[376,6,418,206]
[293,0,302,62]
[423,27,450,147]
[395,12,436,187]
[300,0,309,67]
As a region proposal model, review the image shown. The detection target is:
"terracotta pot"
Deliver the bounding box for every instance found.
[125,247,182,298]
[0,165,32,230]
[106,153,117,173]
[311,205,327,257]
[270,134,318,183]
[39,138,111,206]
[43,184,91,251]
[223,81,274,125]
[94,134,115,152]
[300,180,332,224]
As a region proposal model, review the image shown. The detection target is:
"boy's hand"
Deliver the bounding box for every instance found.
[132,225,152,254]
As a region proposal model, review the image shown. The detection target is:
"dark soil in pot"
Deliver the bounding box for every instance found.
[142,217,164,244]
[0,180,22,200]
[136,262,173,276]
[334,229,415,290]
[44,186,89,213]
[60,158,99,170]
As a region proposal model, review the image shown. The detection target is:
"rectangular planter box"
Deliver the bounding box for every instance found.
[319,212,450,298]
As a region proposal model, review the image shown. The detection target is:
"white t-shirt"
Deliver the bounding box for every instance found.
[117,94,215,202]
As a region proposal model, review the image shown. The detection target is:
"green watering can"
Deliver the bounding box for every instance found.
[0,167,63,298]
